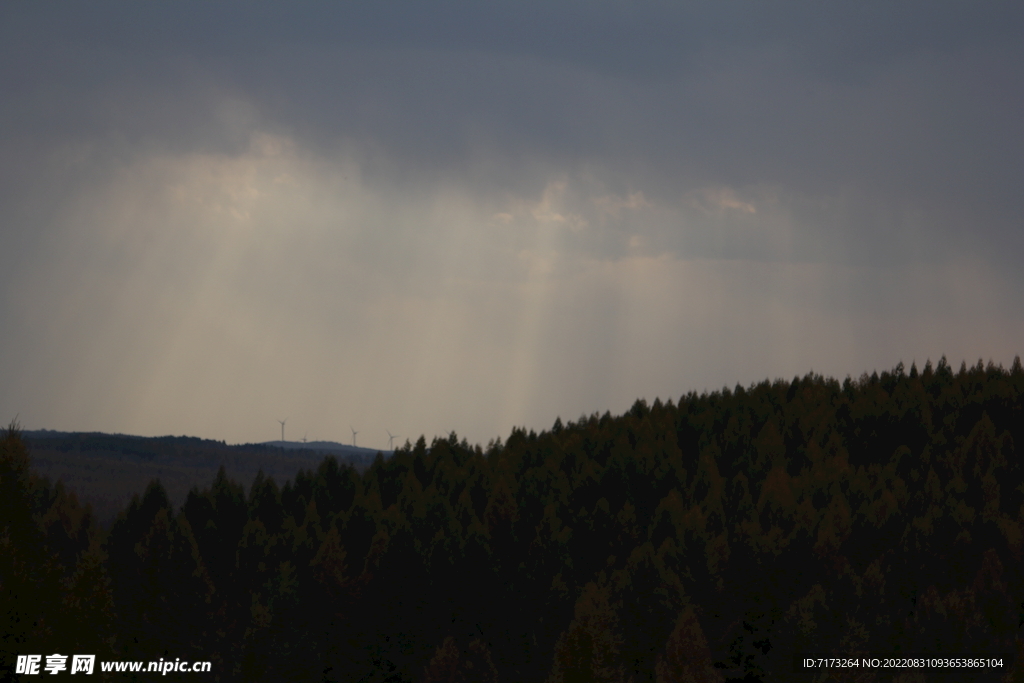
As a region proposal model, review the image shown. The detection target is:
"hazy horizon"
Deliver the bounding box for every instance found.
[3,3,1022,451]
[11,355,1022,449]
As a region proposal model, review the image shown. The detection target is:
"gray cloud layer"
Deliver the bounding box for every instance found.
[2,3,1022,448]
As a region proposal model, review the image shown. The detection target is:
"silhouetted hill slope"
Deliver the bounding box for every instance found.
[22,431,387,524]
[264,439,385,460]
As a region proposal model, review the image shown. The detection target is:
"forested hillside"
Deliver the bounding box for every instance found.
[2,358,1022,682]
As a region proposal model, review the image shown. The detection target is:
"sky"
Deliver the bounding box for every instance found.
[2,2,1022,450]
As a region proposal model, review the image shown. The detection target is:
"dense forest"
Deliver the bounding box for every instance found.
[2,358,1022,682]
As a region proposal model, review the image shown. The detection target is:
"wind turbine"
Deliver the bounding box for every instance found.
[302,432,308,444]
[277,418,287,443]
[350,426,358,447]
[386,429,400,450]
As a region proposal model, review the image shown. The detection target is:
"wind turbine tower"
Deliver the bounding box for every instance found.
[386,429,400,450]
[277,418,287,443]
[350,426,358,448]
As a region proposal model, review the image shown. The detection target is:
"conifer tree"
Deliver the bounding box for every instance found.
[547,580,623,683]
[0,422,64,668]
[655,606,722,683]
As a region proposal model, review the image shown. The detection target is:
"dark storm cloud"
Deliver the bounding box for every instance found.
[3,0,1022,269]
[5,2,1021,154]
[6,1,1019,266]
[7,2,1019,76]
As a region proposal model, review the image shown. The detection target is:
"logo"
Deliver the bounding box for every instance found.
[15,655,96,675]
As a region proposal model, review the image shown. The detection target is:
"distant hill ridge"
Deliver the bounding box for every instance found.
[22,429,392,525]
[262,439,388,457]
[24,429,389,453]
